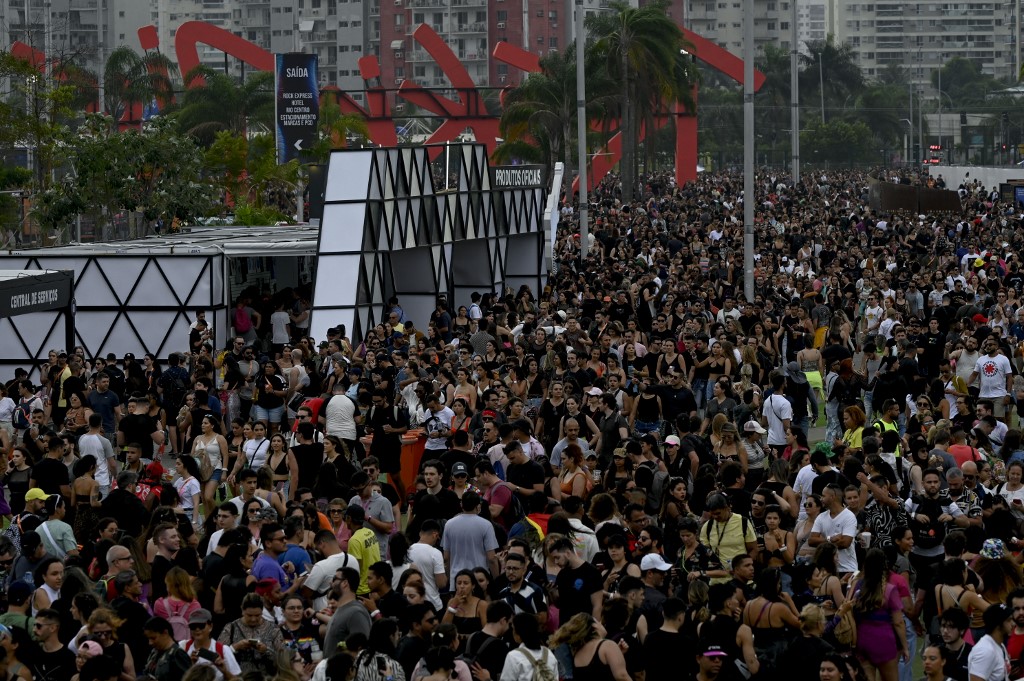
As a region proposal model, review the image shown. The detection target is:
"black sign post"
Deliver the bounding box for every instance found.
[0,269,75,355]
[275,53,320,165]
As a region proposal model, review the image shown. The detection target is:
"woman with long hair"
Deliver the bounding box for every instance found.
[353,617,405,681]
[601,449,633,491]
[837,405,867,456]
[548,612,630,681]
[849,548,908,681]
[440,570,487,651]
[213,542,258,627]
[555,444,588,501]
[32,556,64,614]
[83,607,135,681]
[600,533,642,597]
[153,566,201,636]
[266,433,299,502]
[173,454,203,528]
[192,415,229,514]
[795,494,824,561]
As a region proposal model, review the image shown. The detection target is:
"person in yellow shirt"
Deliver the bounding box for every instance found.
[342,505,381,596]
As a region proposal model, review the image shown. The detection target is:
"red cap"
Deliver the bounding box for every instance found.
[482,409,497,419]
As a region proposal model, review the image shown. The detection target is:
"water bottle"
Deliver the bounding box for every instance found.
[310,641,323,663]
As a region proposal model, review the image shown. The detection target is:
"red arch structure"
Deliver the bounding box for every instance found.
[15,21,764,188]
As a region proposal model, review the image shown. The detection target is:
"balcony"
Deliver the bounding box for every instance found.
[456,22,487,32]
[412,0,447,6]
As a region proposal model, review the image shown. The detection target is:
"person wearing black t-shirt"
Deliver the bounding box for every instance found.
[552,536,602,621]
[30,438,71,498]
[33,608,76,681]
[117,396,163,461]
[503,442,545,507]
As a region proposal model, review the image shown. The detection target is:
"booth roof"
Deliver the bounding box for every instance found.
[8,225,321,257]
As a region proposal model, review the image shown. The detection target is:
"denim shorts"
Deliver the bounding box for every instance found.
[253,404,285,424]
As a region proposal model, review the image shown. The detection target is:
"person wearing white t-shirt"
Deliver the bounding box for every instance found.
[807,483,859,574]
[863,295,884,335]
[968,337,1014,421]
[968,603,1012,681]
[406,520,448,611]
[301,531,360,611]
[761,375,792,449]
[181,608,242,681]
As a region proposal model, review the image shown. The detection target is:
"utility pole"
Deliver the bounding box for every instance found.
[575,0,588,260]
[790,0,799,183]
[743,0,754,303]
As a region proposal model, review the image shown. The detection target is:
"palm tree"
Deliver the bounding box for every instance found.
[308,95,369,164]
[800,35,864,122]
[102,46,177,126]
[176,66,274,145]
[587,0,694,202]
[495,46,613,200]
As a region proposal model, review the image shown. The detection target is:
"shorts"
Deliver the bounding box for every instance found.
[253,404,285,424]
[989,399,1007,418]
[208,469,223,483]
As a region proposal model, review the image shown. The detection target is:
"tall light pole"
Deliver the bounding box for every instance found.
[575,0,588,259]
[743,0,754,303]
[790,0,799,183]
[818,51,825,123]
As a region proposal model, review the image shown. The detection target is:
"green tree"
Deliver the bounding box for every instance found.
[32,113,216,237]
[800,35,864,122]
[937,57,1002,106]
[308,95,369,164]
[587,0,696,201]
[800,118,876,164]
[102,46,177,125]
[176,66,274,145]
[849,84,907,148]
[495,46,613,199]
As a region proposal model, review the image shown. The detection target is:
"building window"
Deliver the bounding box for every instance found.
[395,14,403,25]
[549,36,557,47]
[497,10,507,20]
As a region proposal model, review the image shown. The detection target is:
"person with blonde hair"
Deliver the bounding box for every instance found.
[548,613,630,681]
[153,566,201,641]
[778,603,834,680]
[85,607,136,681]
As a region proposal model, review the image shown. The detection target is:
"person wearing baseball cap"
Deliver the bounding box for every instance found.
[695,641,728,681]
[182,607,242,678]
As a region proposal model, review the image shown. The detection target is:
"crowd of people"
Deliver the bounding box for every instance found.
[2,167,1024,681]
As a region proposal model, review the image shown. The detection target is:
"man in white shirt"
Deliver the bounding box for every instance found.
[302,530,360,611]
[968,337,1014,423]
[793,449,828,522]
[968,603,1012,681]
[807,483,859,575]
[181,608,241,681]
[406,520,447,611]
[78,414,116,498]
[761,375,792,450]
[863,293,884,335]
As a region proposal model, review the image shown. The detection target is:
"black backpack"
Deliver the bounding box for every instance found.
[909,493,947,550]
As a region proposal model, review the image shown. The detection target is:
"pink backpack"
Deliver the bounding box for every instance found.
[158,598,199,641]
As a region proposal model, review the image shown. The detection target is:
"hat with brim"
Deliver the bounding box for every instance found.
[784,361,807,384]
[24,488,50,502]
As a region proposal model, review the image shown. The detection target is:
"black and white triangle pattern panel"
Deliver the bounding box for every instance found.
[311,144,549,343]
[0,253,224,380]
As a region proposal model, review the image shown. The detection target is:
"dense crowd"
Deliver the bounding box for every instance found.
[3,167,1024,681]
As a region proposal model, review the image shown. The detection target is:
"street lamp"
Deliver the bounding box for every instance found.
[901,118,913,165]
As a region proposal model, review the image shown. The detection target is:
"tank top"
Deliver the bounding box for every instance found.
[575,640,617,681]
[635,394,661,422]
[195,435,223,470]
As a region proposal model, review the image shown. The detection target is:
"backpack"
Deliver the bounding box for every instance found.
[3,515,25,554]
[234,307,252,333]
[498,482,526,526]
[684,433,717,470]
[160,369,188,411]
[13,398,32,430]
[159,598,198,641]
[518,647,557,681]
[184,640,225,659]
[908,493,947,550]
